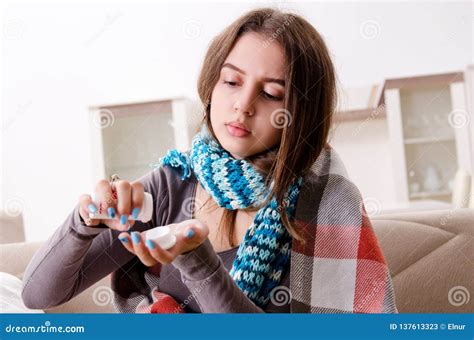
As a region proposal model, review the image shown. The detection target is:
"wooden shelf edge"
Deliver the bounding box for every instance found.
[384,71,464,90]
[404,136,455,144]
[334,106,386,122]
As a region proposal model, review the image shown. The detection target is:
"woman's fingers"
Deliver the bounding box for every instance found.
[129,181,144,227]
[115,180,132,231]
[130,232,160,267]
[78,194,101,226]
[118,231,173,265]
[79,178,146,232]
[118,232,157,266]
[117,233,134,252]
[168,227,200,257]
[166,221,209,257]
[95,179,117,222]
[143,238,175,264]
[118,220,210,267]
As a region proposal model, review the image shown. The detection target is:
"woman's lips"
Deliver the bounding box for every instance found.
[226,124,251,137]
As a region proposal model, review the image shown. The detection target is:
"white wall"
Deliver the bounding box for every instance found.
[2,0,472,241]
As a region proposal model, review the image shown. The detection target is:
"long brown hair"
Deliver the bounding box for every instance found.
[195,7,337,246]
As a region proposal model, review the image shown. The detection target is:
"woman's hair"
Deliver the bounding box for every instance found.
[196,7,337,246]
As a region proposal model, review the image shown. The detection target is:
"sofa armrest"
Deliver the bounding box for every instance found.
[0,241,115,313]
[0,241,43,277]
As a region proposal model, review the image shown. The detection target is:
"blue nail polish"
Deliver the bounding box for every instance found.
[145,239,155,249]
[119,237,128,243]
[120,214,128,225]
[186,229,195,238]
[87,204,97,214]
[131,232,140,245]
[108,207,116,218]
[131,207,140,220]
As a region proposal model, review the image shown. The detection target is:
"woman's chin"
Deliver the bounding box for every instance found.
[220,142,248,159]
[228,149,247,160]
[215,131,255,159]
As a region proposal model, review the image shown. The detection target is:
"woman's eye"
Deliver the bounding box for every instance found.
[262,91,282,101]
[223,80,237,87]
[223,80,282,101]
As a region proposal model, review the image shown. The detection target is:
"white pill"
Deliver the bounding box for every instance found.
[145,226,176,250]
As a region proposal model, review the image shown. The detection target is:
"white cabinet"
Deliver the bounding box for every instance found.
[385,72,472,204]
[465,65,474,208]
[88,97,202,182]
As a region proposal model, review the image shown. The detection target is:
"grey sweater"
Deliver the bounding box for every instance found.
[21,165,290,313]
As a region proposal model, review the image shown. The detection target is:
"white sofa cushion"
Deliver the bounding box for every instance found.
[0,272,44,313]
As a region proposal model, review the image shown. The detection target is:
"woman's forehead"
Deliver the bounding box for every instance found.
[223,32,286,80]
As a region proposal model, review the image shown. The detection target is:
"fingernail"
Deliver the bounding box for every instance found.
[119,237,128,244]
[87,204,97,214]
[120,214,128,225]
[131,232,140,245]
[186,229,195,238]
[108,207,116,218]
[145,239,155,249]
[131,207,140,220]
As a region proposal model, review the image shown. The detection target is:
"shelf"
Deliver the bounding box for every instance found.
[404,136,455,144]
[89,97,201,183]
[409,190,452,199]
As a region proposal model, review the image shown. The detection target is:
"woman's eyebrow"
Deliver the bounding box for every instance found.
[222,62,285,87]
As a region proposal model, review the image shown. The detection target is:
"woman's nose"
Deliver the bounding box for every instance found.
[233,85,257,116]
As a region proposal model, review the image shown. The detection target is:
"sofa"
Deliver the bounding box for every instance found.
[0,208,472,313]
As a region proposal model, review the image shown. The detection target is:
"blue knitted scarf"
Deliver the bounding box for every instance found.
[157,125,303,308]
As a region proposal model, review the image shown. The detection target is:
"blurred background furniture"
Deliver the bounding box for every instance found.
[89,97,202,182]
[0,210,25,245]
[1,208,472,313]
[384,72,472,205]
[451,168,472,208]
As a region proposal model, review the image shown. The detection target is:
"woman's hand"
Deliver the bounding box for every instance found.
[78,179,144,231]
[117,220,210,266]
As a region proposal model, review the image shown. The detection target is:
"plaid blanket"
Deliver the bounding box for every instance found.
[288,144,397,313]
[113,144,397,313]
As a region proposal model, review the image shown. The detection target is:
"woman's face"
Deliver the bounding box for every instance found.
[209,32,287,160]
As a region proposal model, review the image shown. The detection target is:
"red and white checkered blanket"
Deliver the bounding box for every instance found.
[288,145,397,313]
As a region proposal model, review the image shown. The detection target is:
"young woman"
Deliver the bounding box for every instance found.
[22,8,397,313]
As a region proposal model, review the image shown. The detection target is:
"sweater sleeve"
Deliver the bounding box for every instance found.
[172,238,264,313]
[21,167,168,310]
